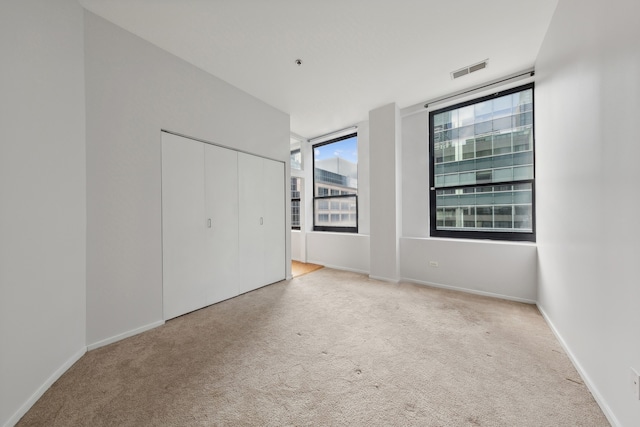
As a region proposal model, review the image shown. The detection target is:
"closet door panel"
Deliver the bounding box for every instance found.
[204,144,239,303]
[161,133,208,320]
[238,152,264,294]
[263,158,286,285]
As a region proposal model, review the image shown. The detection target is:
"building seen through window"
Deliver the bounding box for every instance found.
[291,177,301,229]
[313,133,358,232]
[290,149,301,170]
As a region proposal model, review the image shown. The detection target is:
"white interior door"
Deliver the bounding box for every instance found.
[238,152,264,294]
[204,144,239,303]
[162,132,209,320]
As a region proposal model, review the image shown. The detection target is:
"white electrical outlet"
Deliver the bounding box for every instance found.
[429,261,439,268]
[632,368,640,400]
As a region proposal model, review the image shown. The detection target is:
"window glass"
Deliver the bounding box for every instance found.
[291,149,302,170]
[291,200,300,229]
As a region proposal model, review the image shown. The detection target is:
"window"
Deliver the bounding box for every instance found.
[429,83,535,241]
[291,149,302,170]
[313,133,358,232]
[291,177,302,230]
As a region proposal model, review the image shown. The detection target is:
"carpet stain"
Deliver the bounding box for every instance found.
[404,403,417,412]
[467,416,482,426]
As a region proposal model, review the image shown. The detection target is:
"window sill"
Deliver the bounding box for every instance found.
[402,235,537,247]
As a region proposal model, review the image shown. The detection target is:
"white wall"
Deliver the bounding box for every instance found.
[291,231,305,262]
[307,233,370,274]
[84,12,290,347]
[401,112,430,238]
[535,0,640,425]
[400,238,537,303]
[399,104,538,302]
[0,1,87,426]
[369,103,402,282]
[356,121,371,235]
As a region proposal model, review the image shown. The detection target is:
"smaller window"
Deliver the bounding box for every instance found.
[291,177,302,230]
[291,149,302,170]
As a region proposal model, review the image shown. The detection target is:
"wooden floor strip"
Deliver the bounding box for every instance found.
[291,261,323,277]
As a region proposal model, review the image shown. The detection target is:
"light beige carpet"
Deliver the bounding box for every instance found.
[18,269,608,426]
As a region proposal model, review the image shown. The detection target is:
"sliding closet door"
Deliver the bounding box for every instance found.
[204,144,239,303]
[238,152,264,293]
[238,152,286,294]
[162,133,208,320]
[262,158,286,285]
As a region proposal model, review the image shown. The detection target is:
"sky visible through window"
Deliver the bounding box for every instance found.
[314,136,357,162]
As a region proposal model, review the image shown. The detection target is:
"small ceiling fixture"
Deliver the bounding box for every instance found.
[295,59,302,66]
[451,59,489,80]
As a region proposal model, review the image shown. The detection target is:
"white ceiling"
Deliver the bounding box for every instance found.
[79,0,558,139]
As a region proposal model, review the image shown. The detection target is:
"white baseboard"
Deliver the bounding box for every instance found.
[537,304,620,427]
[368,275,400,284]
[401,277,537,304]
[4,346,86,427]
[86,320,164,351]
[306,261,369,276]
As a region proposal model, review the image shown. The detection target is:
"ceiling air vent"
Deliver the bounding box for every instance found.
[452,68,469,79]
[451,59,488,80]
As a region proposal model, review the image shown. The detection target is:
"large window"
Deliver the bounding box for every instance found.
[291,177,302,230]
[313,133,358,232]
[429,83,535,242]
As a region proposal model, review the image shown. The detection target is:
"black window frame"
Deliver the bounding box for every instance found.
[429,83,536,242]
[313,133,358,233]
